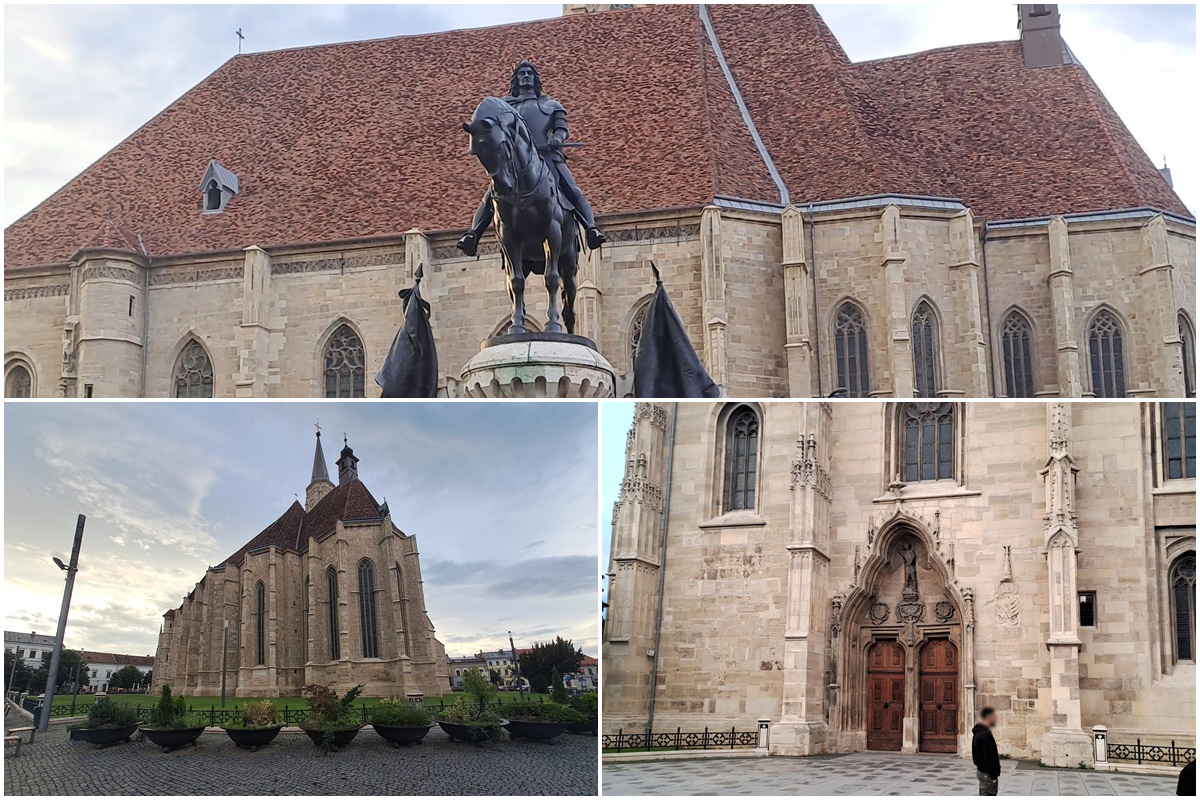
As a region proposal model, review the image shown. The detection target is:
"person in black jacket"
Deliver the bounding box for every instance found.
[972,707,1001,796]
[1178,760,1195,796]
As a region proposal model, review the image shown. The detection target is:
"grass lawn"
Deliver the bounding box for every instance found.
[59,690,551,710]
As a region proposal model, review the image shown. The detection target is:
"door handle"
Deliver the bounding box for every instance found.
[882,702,890,709]
[936,704,943,710]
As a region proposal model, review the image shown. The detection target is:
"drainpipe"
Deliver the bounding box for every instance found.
[645,402,678,736]
[806,204,823,397]
[980,222,996,397]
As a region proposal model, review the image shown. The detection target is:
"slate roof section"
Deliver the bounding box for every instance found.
[3,5,1188,270]
[219,479,384,568]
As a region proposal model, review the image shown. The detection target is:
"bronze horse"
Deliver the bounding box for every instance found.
[462,97,580,335]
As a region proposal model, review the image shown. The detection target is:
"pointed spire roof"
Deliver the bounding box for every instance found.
[311,429,330,484]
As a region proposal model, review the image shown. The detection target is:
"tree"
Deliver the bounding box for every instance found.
[550,666,569,704]
[517,636,584,693]
[39,649,88,692]
[3,651,31,692]
[108,665,144,691]
[27,668,48,694]
[488,669,501,685]
[143,669,153,689]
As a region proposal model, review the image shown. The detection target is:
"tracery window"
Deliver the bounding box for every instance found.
[629,303,648,367]
[358,559,379,659]
[911,301,939,398]
[396,563,412,657]
[174,340,214,398]
[723,406,759,512]
[1163,402,1196,480]
[324,324,365,398]
[1001,311,1035,398]
[833,302,870,398]
[902,402,955,483]
[1171,554,1195,662]
[254,581,266,666]
[1087,310,1126,398]
[5,364,32,398]
[326,567,340,661]
[1180,314,1195,398]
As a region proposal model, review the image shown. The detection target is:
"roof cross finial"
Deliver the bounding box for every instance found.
[315,419,321,437]
[344,433,348,447]
[236,28,245,55]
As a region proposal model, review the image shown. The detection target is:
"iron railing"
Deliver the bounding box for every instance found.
[1108,738,1195,767]
[38,695,549,727]
[603,726,757,753]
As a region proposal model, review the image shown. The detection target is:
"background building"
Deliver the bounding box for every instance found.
[153,432,450,697]
[4,4,1193,399]
[603,402,1195,765]
[3,631,56,669]
[81,652,155,693]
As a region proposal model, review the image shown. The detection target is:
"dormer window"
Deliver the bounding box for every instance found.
[199,159,239,213]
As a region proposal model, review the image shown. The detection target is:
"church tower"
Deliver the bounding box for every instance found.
[336,438,360,485]
[305,430,334,510]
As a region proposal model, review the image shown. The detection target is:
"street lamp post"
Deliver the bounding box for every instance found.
[39,514,86,732]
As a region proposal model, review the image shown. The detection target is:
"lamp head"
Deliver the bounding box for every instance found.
[52,557,68,571]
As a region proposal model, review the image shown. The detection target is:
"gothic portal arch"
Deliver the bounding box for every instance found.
[830,511,974,756]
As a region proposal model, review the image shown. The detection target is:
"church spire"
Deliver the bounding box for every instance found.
[306,425,335,511]
[337,434,360,485]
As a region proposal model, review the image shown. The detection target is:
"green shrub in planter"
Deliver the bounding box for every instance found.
[569,692,598,717]
[368,699,433,726]
[144,685,207,730]
[502,701,585,723]
[299,683,364,753]
[226,700,283,729]
[69,697,138,731]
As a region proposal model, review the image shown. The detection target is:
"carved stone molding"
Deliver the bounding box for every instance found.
[604,222,701,245]
[150,266,243,286]
[81,264,142,285]
[790,432,832,500]
[634,403,668,429]
[5,284,69,301]
[271,251,401,275]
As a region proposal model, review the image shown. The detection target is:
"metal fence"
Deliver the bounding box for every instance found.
[1108,738,1196,767]
[36,695,550,727]
[602,726,758,753]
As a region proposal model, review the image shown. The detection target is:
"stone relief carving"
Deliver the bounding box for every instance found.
[995,583,1020,627]
[830,594,845,634]
[935,600,955,622]
[868,602,890,624]
[897,602,925,624]
[634,403,668,429]
[5,284,70,301]
[271,251,400,275]
[790,432,831,500]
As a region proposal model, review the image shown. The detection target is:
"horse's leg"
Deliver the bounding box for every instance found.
[543,209,564,334]
[561,224,578,336]
[505,236,527,335]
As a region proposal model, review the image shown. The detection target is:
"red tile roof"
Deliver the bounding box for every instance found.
[3,5,1188,270]
[219,479,383,568]
[80,651,155,668]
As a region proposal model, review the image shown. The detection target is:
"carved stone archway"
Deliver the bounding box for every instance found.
[829,509,975,756]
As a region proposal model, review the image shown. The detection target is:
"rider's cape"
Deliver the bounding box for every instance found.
[633,264,722,399]
[375,265,439,398]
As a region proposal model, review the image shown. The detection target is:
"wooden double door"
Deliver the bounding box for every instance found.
[866,639,959,753]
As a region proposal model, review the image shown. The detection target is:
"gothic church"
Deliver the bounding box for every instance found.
[603,402,1195,765]
[153,433,450,697]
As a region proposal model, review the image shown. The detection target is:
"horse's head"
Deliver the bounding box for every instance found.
[463,97,533,196]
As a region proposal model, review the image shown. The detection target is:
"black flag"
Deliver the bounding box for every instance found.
[633,262,721,399]
[375,264,438,398]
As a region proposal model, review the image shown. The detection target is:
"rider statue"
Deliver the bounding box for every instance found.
[457,61,607,257]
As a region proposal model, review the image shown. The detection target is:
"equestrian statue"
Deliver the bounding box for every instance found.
[460,62,606,336]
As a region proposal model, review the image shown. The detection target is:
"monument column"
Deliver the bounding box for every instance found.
[881,205,913,397]
[604,403,671,728]
[781,206,816,397]
[1038,402,1092,765]
[774,402,834,755]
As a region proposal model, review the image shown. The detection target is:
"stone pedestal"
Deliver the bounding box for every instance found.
[1042,727,1094,768]
[459,333,615,398]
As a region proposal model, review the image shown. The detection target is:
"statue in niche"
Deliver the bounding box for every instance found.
[887,535,931,601]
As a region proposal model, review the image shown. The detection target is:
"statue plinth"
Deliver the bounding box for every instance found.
[460,332,615,398]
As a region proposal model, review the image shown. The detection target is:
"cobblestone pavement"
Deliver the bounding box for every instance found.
[4,724,597,796]
[602,752,1180,796]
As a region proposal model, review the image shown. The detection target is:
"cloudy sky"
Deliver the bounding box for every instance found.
[3,3,1195,225]
[3,403,599,659]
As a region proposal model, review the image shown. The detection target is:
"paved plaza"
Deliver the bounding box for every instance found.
[4,723,597,796]
[602,751,1180,796]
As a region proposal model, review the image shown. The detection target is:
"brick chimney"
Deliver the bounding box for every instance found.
[1018,5,1070,68]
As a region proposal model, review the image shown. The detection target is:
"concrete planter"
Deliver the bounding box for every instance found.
[299,724,362,750]
[370,723,433,747]
[504,719,571,743]
[143,726,206,752]
[70,723,140,747]
[566,716,598,735]
[436,718,508,746]
[221,725,283,751]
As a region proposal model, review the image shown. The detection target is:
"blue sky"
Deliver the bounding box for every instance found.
[3,3,1195,224]
[3,402,599,657]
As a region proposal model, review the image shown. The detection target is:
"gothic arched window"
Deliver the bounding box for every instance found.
[1171,554,1195,662]
[396,563,412,657]
[833,302,870,398]
[1163,402,1196,480]
[5,363,32,398]
[174,340,214,398]
[1180,314,1195,398]
[1087,310,1126,398]
[902,402,955,483]
[911,301,939,398]
[326,567,340,661]
[358,559,379,659]
[205,180,222,212]
[629,302,648,368]
[254,581,266,666]
[1001,310,1035,398]
[724,406,760,512]
[324,324,365,398]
